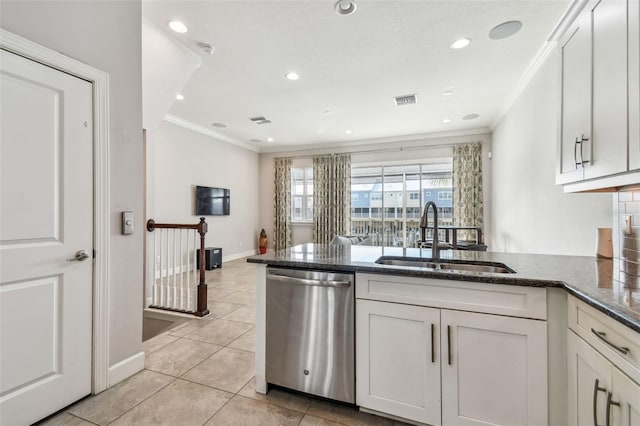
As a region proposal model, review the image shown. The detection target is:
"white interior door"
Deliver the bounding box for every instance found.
[0,49,93,425]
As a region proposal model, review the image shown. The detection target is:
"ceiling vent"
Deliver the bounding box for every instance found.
[249,116,272,125]
[394,94,417,106]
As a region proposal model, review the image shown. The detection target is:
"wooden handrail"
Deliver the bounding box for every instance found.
[146,217,209,317]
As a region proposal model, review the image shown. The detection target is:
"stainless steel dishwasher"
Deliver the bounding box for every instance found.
[266,267,355,404]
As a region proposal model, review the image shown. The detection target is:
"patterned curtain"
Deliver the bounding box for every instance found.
[453,143,483,241]
[273,157,292,250]
[313,154,351,244]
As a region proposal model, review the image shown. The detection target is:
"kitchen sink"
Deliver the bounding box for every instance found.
[375,256,515,274]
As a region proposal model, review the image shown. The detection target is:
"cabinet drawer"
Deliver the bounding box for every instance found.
[568,295,640,383]
[356,273,547,320]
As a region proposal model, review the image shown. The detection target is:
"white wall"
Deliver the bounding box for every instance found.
[1,1,145,367]
[146,121,260,261]
[490,47,612,256]
[258,133,492,248]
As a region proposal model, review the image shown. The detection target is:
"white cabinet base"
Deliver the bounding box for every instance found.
[441,310,548,426]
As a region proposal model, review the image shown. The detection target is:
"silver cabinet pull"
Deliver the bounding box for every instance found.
[575,136,581,168]
[591,328,630,355]
[579,134,590,166]
[66,250,90,262]
[593,378,607,426]
[447,325,452,365]
[605,391,619,426]
[430,323,435,363]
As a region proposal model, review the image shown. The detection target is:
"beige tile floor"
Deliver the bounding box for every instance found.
[41,259,408,426]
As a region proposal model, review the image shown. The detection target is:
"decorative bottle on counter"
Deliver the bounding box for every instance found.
[259,229,267,254]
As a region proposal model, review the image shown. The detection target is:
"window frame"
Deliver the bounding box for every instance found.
[291,166,314,223]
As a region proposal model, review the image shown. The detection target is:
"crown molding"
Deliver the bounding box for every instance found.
[163,114,260,153]
[257,127,492,155]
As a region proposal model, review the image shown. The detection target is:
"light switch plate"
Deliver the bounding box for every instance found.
[122,211,134,235]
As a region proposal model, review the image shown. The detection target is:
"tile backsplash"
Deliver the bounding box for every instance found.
[616,189,640,287]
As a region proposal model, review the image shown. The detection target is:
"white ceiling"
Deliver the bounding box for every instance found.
[142,0,571,152]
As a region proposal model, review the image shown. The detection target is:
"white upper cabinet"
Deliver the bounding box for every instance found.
[588,0,628,180]
[558,8,592,184]
[559,0,639,190]
[629,0,640,169]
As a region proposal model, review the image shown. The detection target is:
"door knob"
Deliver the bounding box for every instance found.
[67,250,90,262]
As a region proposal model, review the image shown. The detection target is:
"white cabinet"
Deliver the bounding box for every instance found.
[567,331,640,426]
[355,274,548,426]
[356,300,441,426]
[611,367,640,426]
[567,330,613,426]
[567,295,640,426]
[558,0,631,188]
[441,310,547,426]
[558,6,591,184]
[629,0,640,169]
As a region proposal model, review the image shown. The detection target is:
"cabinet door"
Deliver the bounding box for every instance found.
[629,0,640,169]
[356,299,441,426]
[567,331,613,426]
[610,367,640,426]
[441,310,547,426]
[558,9,591,184]
[585,0,629,179]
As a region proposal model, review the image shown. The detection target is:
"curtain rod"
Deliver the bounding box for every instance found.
[274,140,479,160]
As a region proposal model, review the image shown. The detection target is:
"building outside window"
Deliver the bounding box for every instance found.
[350,162,453,247]
[291,167,313,222]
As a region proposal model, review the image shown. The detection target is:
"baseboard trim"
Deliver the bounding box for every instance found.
[107,351,145,388]
[223,249,257,263]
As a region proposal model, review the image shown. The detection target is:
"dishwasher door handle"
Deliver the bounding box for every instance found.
[268,273,351,287]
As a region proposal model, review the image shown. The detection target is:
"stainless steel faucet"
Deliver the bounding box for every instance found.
[420,201,439,260]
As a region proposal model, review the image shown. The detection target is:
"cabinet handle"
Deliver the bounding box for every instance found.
[579,134,589,167]
[593,378,607,426]
[575,136,581,168]
[605,391,620,426]
[430,323,435,363]
[447,325,452,365]
[591,328,630,355]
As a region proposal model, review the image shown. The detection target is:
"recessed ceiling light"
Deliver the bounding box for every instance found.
[489,21,523,40]
[201,44,215,55]
[176,94,184,101]
[285,72,300,81]
[462,113,480,120]
[168,20,188,33]
[335,0,357,16]
[450,37,472,49]
[345,129,352,134]
[266,137,274,142]
[441,90,454,97]
[442,118,452,123]
[211,122,227,128]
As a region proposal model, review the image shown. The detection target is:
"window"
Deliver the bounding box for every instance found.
[291,167,313,222]
[438,191,452,201]
[350,162,453,247]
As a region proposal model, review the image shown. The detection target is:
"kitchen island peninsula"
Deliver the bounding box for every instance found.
[247,244,640,426]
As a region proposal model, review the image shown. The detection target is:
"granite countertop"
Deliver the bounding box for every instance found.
[247,243,640,333]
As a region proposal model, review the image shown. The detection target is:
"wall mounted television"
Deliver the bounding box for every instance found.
[195,186,230,216]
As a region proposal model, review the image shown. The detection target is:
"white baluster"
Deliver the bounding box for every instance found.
[152,230,158,306]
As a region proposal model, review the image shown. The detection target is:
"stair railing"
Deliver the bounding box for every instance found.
[146,217,209,317]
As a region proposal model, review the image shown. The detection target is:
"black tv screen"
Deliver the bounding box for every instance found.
[196,186,230,216]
